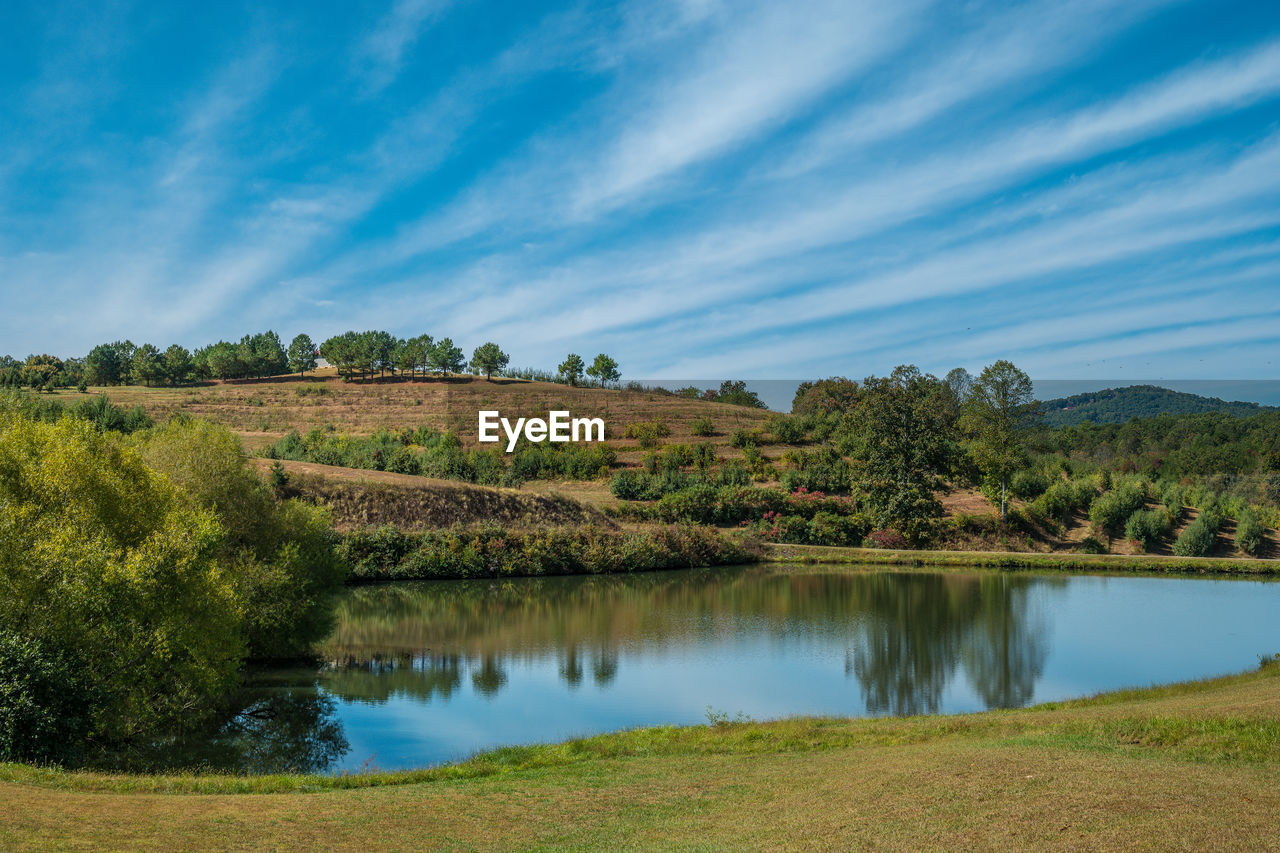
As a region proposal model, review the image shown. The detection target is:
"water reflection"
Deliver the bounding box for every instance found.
[121,566,1280,773]
[93,680,349,775]
[849,574,1049,715]
[319,568,1054,716]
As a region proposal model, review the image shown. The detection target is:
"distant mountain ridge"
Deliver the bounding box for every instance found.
[1040,384,1274,427]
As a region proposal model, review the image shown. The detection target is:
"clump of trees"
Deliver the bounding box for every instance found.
[0,407,344,763]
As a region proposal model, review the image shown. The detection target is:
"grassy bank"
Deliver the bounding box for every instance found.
[2,661,1278,849]
[765,542,1280,574]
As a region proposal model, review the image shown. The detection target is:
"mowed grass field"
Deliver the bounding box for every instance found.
[49,369,775,462]
[3,663,1279,851]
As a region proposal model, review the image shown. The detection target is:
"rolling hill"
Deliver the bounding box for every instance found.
[1040,384,1273,427]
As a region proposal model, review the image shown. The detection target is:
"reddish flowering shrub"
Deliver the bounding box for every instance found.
[864,528,908,549]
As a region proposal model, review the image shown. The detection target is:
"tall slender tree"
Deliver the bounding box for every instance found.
[960,360,1040,523]
[288,334,317,377]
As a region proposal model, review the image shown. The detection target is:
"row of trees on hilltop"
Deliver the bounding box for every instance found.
[75,333,319,387]
[16,330,614,388]
[11,330,637,389]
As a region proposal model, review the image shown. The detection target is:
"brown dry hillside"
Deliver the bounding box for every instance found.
[253,459,613,530]
[52,369,776,461]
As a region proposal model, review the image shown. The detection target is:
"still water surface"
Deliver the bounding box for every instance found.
[144,565,1280,774]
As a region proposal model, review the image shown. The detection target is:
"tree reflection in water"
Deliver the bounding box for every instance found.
[849,573,1051,715]
[321,567,1055,717]
[92,683,349,775]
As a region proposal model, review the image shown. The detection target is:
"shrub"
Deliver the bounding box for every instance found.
[1236,510,1266,556]
[769,416,806,445]
[1172,513,1220,558]
[1010,469,1049,500]
[1124,509,1171,552]
[340,523,754,581]
[864,529,908,549]
[610,469,650,500]
[1079,535,1107,554]
[1089,484,1146,539]
[623,420,671,449]
[691,417,715,437]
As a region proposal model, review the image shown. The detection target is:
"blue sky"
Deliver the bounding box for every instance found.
[3,0,1280,379]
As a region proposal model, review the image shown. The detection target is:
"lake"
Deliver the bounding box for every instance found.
[132,565,1280,774]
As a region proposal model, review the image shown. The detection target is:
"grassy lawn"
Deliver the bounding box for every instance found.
[3,662,1279,850]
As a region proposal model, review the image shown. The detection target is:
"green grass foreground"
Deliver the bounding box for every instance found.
[2,662,1280,850]
[765,542,1280,574]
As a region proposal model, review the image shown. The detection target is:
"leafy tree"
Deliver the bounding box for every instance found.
[249,331,289,378]
[469,342,509,380]
[713,380,766,408]
[199,341,244,380]
[558,353,585,386]
[856,365,956,543]
[369,330,397,378]
[429,337,465,376]
[398,334,434,379]
[792,377,861,415]
[84,343,126,386]
[0,632,97,763]
[162,344,193,386]
[586,353,620,388]
[288,334,317,377]
[131,344,164,387]
[960,360,1039,522]
[137,419,345,659]
[22,355,63,387]
[0,415,239,742]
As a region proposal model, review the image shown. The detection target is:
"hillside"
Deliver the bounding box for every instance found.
[1040,384,1271,426]
[48,369,775,464]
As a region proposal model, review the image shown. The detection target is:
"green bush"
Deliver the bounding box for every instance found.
[1009,469,1049,500]
[1236,511,1266,556]
[1172,513,1220,558]
[1088,483,1146,539]
[769,416,806,445]
[1124,509,1171,552]
[690,417,715,437]
[340,524,753,581]
[265,424,614,486]
[1079,535,1107,554]
[623,420,671,449]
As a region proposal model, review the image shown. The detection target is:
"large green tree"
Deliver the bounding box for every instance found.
[162,344,193,386]
[288,334,317,377]
[131,344,163,387]
[469,342,509,380]
[586,354,620,388]
[430,338,465,376]
[855,365,957,543]
[960,360,1040,522]
[557,353,585,386]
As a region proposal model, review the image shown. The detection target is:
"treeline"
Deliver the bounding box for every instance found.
[4,328,638,392]
[0,333,317,389]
